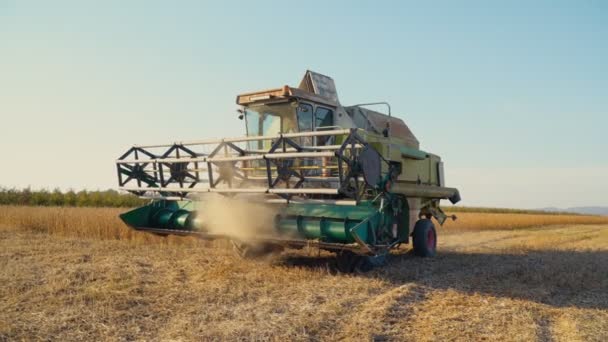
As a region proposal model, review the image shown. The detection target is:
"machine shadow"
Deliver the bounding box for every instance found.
[277,249,608,310]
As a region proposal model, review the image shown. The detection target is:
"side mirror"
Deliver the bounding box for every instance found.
[382,122,390,137]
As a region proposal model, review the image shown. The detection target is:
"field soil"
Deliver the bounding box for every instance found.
[0,207,607,341]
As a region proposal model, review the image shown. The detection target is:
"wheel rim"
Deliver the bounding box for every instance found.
[426,229,435,250]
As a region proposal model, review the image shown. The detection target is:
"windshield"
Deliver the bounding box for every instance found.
[245,103,297,150]
[243,101,334,148]
[245,103,297,137]
[245,110,281,137]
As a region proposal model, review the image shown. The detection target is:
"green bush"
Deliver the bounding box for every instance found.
[0,187,147,208]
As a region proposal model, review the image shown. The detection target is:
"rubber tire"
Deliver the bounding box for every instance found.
[412,219,437,257]
[335,251,367,273]
[232,241,281,259]
[335,251,387,273]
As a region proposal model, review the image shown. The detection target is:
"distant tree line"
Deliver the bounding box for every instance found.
[0,187,581,215]
[0,187,147,208]
[444,206,579,216]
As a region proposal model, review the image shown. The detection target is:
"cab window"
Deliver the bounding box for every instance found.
[315,107,333,128]
[315,107,334,145]
[296,103,314,132]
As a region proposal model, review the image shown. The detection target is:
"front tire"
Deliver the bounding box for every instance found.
[231,241,281,259]
[335,251,387,273]
[412,219,437,257]
[336,251,376,273]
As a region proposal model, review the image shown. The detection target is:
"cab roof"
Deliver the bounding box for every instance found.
[236,70,339,107]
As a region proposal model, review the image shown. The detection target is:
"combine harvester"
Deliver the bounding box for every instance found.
[116,71,460,272]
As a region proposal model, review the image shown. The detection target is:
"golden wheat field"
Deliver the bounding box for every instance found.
[1,205,607,341]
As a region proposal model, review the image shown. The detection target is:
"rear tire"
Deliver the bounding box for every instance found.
[412,219,437,257]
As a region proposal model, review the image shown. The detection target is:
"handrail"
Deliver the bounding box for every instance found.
[132,128,354,149]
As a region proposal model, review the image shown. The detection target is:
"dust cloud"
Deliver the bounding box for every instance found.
[195,194,279,239]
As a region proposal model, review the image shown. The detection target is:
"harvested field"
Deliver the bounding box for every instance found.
[1,206,607,340]
[443,211,608,231]
[2,205,607,240]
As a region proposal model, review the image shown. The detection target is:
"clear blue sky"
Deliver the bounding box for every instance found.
[1,0,606,208]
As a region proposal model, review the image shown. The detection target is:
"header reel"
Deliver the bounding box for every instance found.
[116,128,391,203]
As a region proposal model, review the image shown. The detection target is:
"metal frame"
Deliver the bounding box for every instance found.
[128,226,370,254]
[116,128,383,203]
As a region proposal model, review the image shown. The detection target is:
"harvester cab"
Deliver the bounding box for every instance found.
[116,70,460,272]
